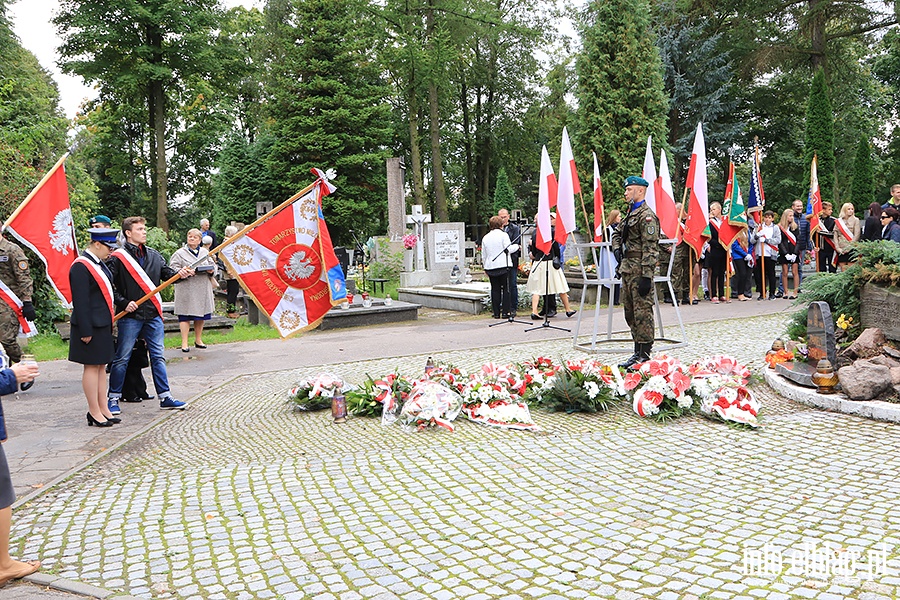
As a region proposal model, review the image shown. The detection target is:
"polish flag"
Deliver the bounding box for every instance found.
[557,127,579,245]
[535,146,556,254]
[655,149,678,240]
[682,123,710,256]
[642,136,657,214]
[807,154,823,237]
[593,152,605,242]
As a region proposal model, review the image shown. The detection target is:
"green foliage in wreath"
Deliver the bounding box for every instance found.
[534,366,615,413]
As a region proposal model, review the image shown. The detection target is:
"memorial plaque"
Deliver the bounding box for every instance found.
[433,229,460,263]
[860,283,900,342]
[806,301,837,366]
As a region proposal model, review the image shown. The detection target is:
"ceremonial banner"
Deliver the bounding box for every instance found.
[2,154,77,307]
[718,161,748,249]
[747,143,765,224]
[592,152,605,242]
[219,176,346,338]
[535,146,557,254]
[807,154,823,236]
[556,127,579,245]
[642,137,657,214]
[682,123,710,256]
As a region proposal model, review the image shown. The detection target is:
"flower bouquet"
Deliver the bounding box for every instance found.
[345,372,412,418]
[288,373,350,411]
[402,234,418,250]
[690,355,750,385]
[533,358,621,413]
[518,356,560,401]
[460,364,540,431]
[625,355,694,420]
[689,355,760,428]
[426,363,469,394]
[399,380,463,432]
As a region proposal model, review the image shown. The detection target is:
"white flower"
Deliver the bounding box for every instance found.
[585,381,600,399]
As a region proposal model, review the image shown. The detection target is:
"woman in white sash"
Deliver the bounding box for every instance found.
[834,202,861,270]
[69,228,120,427]
[777,209,800,299]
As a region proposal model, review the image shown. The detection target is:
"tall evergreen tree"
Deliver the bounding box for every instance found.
[804,68,835,205]
[850,134,874,209]
[574,0,668,206]
[265,0,392,244]
[492,167,515,214]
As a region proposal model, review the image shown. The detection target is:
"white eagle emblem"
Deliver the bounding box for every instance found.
[283,250,315,281]
[49,209,75,255]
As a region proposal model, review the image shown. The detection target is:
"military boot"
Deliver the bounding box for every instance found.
[638,342,653,363]
[619,342,643,370]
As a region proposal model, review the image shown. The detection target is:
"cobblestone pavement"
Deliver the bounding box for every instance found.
[10,313,900,599]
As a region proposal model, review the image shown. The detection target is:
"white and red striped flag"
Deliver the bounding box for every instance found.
[557,127,579,245]
[642,136,657,214]
[655,149,679,240]
[682,123,710,257]
[807,154,823,236]
[592,152,605,242]
[2,154,77,307]
[219,170,346,338]
[535,146,557,254]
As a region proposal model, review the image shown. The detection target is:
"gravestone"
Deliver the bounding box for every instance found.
[861,283,900,342]
[386,158,406,240]
[426,222,465,283]
[776,300,837,387]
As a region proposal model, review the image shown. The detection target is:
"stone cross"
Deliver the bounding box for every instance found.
[405,204,431,272]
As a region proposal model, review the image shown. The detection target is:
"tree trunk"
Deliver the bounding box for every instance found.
[425,2,448,222]
[407,84,426,206]
[146,23,168,231]
[460,71,476,224]
[808,0,826,71]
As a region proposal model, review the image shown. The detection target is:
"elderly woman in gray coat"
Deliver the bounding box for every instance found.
[170,228,218,352]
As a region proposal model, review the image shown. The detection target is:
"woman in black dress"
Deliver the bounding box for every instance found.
[69,229,120,426]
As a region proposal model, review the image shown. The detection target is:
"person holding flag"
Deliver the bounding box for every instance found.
[69,228,121,427]
[107,217,194,415]
[612,176,660,369]
[0,235,36,391]
[816,202,837,273]
[777,209,801,300]
[706,202,729,303]
[750,210,781,300]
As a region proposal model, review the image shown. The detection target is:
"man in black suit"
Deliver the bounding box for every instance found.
[498,208,520,316]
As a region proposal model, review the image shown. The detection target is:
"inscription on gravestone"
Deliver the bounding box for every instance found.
[806,300,837,366]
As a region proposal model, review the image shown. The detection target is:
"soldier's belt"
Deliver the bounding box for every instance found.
[624,251,642,258]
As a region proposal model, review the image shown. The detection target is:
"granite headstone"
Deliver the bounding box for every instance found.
[806,300,837,367]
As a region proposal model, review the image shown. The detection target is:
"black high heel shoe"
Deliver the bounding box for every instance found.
[106,416,122,424]
[87,412,113,427]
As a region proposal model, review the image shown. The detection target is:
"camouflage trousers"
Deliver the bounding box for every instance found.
[622,273,655,344]
[671,243,693,299]
[0,303,22,363]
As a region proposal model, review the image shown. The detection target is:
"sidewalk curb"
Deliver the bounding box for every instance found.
[23,571,141,599]
[765,367,900,422]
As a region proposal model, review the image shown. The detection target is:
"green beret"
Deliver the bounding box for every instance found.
[90,214,111,226]
[624,176,649,188]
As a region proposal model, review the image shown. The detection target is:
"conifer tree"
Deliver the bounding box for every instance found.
[492,168,515,215]
[804,68,835,204]
[266,0,392,243]
[574,0,668,204]
[850,135,874,209]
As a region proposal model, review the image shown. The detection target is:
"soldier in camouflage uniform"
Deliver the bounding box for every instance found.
[0,236,35,382]
[612,176,660,369]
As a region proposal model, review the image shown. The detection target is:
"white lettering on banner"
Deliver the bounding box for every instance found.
[433,230,460,263]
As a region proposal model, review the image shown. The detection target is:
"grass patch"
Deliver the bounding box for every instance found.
[28,318,283,362]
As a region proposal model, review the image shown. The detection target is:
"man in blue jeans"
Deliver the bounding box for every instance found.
[106,217,193,415]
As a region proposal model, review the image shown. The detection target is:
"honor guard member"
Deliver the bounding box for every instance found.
[0,236,35,374]
[612,176,660,369]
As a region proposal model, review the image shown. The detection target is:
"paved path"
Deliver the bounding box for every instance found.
[10,299,898,599]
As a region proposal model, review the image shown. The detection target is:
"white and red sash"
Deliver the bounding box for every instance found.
[73,256,114,320]
[835,218,854,242]
[111,248,163,316]
[779,225,797,246]
[0,279,36,337]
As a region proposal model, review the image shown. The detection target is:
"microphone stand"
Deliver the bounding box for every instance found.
[525,235,570,334]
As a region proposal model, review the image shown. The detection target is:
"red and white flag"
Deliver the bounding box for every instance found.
[219,171,346,338]
[2,154,77,307]
[535,146,557,255]
[655,149,679,239]
[556,127,579,245]
[642,136,657,214]
[592,152,605,242]
[0,279,37,337]
[682,123,710,257]
[807,155,823,237]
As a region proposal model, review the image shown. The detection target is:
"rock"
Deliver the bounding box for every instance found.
[892,367,900,386]
[838,360,893,400]
[884,345,900,360]
[846,328,887,359]
[870,354,900,370]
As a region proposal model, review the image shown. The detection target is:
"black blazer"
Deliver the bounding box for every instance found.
[69,253,113,339]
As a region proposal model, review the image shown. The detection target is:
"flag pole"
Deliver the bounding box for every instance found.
[113,178,323,322]
[578,191,591,240]
[679,185,691,301]
[2,153,69,232]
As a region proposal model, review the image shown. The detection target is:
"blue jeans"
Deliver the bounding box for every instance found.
[109,316,170,399]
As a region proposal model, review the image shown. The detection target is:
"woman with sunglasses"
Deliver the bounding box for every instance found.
[881,207,900,242]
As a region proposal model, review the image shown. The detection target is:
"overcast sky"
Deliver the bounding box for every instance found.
[9,0,262,120]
